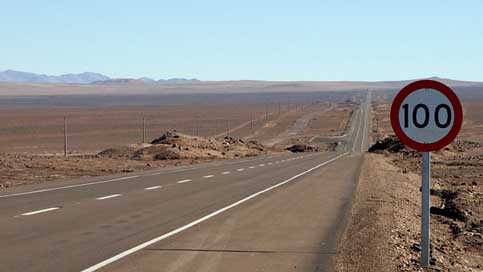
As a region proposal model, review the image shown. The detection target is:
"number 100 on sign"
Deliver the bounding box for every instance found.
[391,80,463,152]
[399,90,453,143]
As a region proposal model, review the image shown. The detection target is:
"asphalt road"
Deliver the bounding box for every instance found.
[0,92,371,272]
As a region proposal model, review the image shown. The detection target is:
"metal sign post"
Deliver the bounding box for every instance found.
[391,80,463,268]
[421,151,431,267]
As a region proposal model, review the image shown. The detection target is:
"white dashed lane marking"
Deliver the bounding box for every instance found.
[13,155,305,218]
[145,173,161,177]
[96,194,122,200]
[144,186,162,190]
[80,153,349,272]
[20,207,60,216]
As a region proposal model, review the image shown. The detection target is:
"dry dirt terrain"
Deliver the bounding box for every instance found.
[2,77,479,96]
[0,92,355,154]
[0,104,270,154]
[0,98,354,189]
[337,96,483,271]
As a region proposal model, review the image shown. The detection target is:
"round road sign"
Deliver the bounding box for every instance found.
[391,80,463,152]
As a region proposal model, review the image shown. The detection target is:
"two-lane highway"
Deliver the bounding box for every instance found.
[0,92,371,272]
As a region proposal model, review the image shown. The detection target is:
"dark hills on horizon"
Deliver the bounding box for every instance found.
[1,69,483,86]
[0,70,199,85]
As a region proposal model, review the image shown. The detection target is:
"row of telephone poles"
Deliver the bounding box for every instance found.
[61,100,313,156]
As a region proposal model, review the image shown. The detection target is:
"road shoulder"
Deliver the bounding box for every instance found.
[336,154,397,271]
[337,151,483,271]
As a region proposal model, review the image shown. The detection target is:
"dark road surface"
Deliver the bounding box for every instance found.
[0,93,371,272]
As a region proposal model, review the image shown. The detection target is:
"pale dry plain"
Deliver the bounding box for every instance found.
[0,81,481,271]
[0,91,356,188]
[0,87,364,272]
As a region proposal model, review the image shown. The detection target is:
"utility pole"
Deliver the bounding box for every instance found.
[250,112,253,129]
[265,103,268,121]
[142,117,146,143]
[196,116,199,137]
[287,98,290,112]
[63,116,67,157]
[226,120,230,138]
[192,116,196,136]
[278,101,281,116]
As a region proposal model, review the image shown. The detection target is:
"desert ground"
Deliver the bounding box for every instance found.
[0,85,481,271]
[336,93,483,271]
[0,92,355,188]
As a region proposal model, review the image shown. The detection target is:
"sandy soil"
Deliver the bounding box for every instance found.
[338,150,482,271]
[336,154,398,272]
[0,131,271,188]
[304,102,355,136]
[0,100,352,189]
[0,101,351,154]
[1,77,481,96]
[246,102,354,147]
[0,104,270,154]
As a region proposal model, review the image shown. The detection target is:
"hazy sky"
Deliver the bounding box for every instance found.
[1,1,482,81]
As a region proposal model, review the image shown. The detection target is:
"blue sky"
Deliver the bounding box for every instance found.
[1,1,482,81]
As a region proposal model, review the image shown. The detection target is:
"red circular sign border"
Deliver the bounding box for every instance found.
[390,80,463,152]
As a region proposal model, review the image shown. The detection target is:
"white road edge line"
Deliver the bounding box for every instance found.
[237,168,245,172]
[0,154,282,199]
[352,106,364,153]
[221,171,231,175]
[361,92,370,153]
[96,194,122,200]
[20,207,60,216]
[144,172,161,176]
[249,166,255,169]
[0,176,138,199]
[80,152,349,272]
[144,186,162,190]
[177,179,191,184]
[203,175,214,178]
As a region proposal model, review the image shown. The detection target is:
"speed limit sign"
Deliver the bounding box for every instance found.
[391,79,463,268]
[391,80,463,151]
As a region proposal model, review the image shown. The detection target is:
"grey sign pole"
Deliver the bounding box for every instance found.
[421,151,431,267]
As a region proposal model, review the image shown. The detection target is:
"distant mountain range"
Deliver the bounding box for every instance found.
[0,70,199,84]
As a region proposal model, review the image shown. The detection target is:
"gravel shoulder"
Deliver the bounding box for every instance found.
[337,151,482,272]
[335,154,397,272]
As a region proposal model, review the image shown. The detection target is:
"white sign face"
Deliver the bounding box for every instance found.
[398,88,454,144]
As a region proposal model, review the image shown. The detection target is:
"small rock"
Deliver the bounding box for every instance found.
[410,243,421,252]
